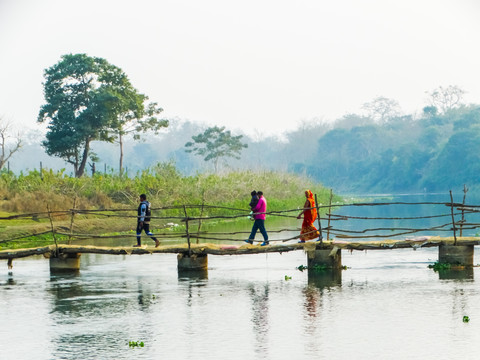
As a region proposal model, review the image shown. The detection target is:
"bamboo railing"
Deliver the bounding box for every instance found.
[1,192,479,250]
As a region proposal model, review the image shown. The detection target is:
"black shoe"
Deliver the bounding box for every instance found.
[244,239,253,245]
[133,244,141,247]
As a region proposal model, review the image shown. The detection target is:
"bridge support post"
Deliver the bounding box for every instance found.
[177,253,208,271]
[49,253,81,272]
[438,244,474,266]
[307,247,342,270]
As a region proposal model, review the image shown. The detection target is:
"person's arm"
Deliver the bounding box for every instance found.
[252,197,263,213]
[297,199,310,219]
[139,203,146,222]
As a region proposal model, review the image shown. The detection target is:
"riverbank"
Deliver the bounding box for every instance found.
[0,166,340,249]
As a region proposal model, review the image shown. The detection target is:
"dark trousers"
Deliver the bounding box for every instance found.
[249,219,268,241]
[136,222,157,245]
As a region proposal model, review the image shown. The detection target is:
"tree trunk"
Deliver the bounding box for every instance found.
[119,132,124,176]
[76,140,90,177]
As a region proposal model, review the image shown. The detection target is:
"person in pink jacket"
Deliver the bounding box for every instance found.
[245,191,269,246]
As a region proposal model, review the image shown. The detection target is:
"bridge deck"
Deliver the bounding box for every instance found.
[2,236,480,260]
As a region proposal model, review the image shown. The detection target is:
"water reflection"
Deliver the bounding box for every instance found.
[248,283,270,359]
[1,274,17,287]
[48,274,82,314]
[47,272,160,359]
[178,270,208,310]
[303,271,342,320]
[307,270,342,289]
[177,269,209,281]
[137,281,158,311]
[437,267,474,280]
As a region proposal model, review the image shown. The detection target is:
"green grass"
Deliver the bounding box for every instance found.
[0,164,341,250]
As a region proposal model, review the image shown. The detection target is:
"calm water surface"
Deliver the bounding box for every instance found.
[2,193,480,359]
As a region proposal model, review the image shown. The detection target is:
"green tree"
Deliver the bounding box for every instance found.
[38,53,166,177]
[185,126,248,172]
[114,101,168,175]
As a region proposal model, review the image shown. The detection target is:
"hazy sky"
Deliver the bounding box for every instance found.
[1,0,479,137]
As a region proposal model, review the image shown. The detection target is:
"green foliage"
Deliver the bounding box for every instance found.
[428,262,452,271]
[185,126,248,172]
[128,341,144,348]
[0,163,336,216]
[296,264,328,271]
[296,264,347,272]
[38,53,162,178]
[463,316,470,323]
[299,105,480,193]
[0,233,70,251]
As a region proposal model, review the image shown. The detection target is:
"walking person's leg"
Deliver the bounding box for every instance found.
[258,220,269,246]
[135,222,143,246]
[143,223,160,247]
[245,219,260,244]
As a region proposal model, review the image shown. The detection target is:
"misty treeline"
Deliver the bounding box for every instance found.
[9,86,480,194]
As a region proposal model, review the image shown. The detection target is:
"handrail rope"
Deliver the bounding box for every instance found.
[327,222,453,234]
[328,212,463,220]
[0,227,305,243]
[1,200,478,244]
[1,200,470,221]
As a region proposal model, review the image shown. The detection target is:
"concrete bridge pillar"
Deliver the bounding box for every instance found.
[177,253,208,271]
[438,244,474,266]
[50,253,81,272]
[307,247,342,270]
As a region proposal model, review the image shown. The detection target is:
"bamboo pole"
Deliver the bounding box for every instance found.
[68,196,77,245]
[47,204,58,257]
[327,189,333,241]
[183,205,192,257]
[449,190,457,245]
[314,194,323,244]
[196,196,205,244]
[460,184,468,237]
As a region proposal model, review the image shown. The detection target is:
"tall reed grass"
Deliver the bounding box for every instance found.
[0,162,340,215]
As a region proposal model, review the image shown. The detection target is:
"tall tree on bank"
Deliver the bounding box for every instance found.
[38,53,166,177]
[426,85,465,114]
[185,126,248,173]
[115,101,168,175]
[362,96,401,123]
[0,118,22,171]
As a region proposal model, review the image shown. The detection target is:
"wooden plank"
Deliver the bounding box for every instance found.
[2,237,480,260]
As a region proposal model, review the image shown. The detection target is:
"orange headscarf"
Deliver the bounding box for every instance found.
[304,190,317,223]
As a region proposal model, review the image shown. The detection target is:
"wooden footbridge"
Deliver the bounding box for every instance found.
[2,191,480,272]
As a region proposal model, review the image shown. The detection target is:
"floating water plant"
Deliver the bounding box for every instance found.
[428,262,452,271]
[129,341,145,348]
[284,275,292,280]
[463,316,470,323]
[296,264,328,272]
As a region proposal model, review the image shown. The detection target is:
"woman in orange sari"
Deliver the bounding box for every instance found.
[297,190,319,242]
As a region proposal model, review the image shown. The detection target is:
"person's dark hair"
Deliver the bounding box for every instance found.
[251,190,257,196]
[140,194,147,200]
[257,191,263,196]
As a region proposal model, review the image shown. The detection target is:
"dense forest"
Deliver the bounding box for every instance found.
[7,87,480,195]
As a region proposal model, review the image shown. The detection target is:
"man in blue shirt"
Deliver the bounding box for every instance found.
[135,194,160,247]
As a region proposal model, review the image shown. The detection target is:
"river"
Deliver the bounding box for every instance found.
[1,193,480,359]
